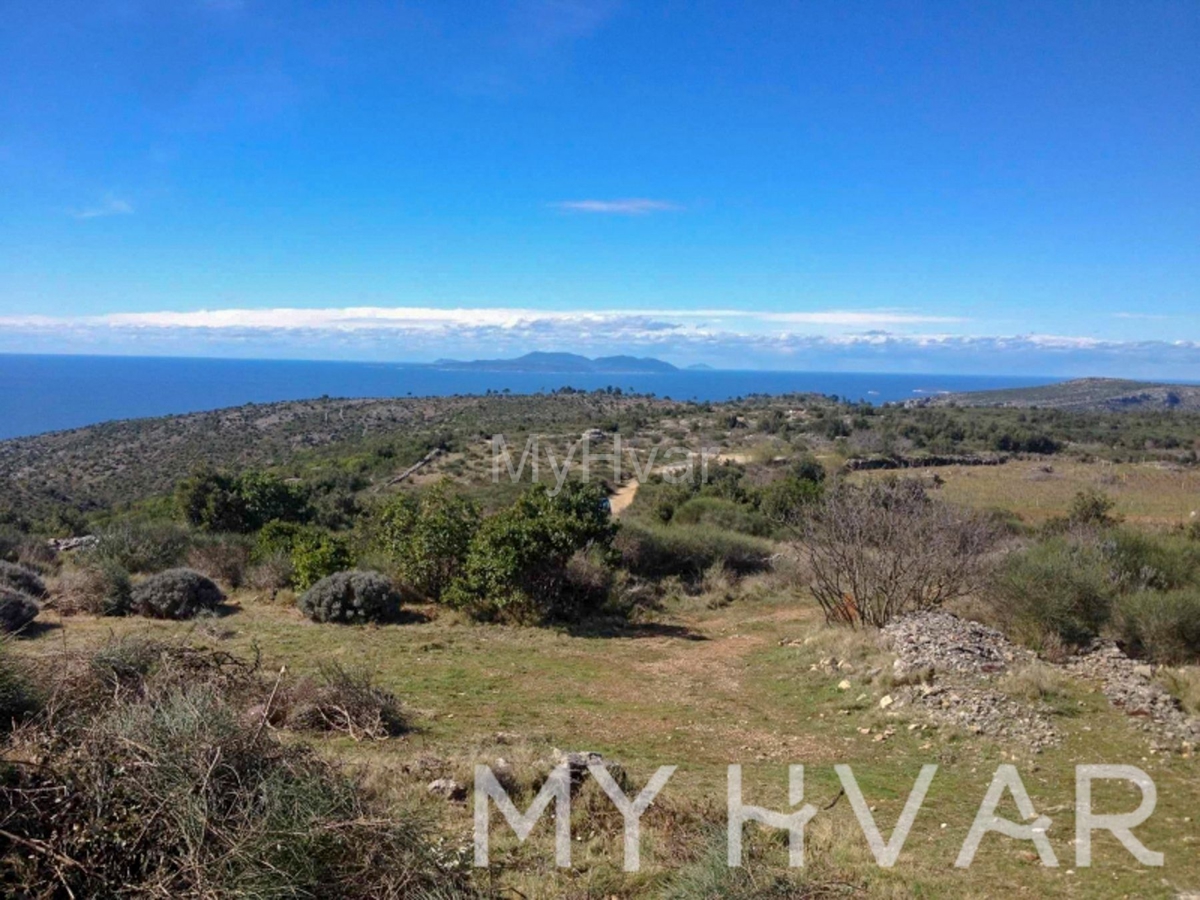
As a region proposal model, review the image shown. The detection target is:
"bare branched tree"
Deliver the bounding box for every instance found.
[800,478,1001,627]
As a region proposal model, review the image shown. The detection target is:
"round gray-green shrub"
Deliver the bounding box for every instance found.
[0,561,47,599]
[0,586,39,633]
[298,571,400,624]
[130,568,225,620]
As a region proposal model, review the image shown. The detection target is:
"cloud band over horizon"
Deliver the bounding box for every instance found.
[1,305,1198,379]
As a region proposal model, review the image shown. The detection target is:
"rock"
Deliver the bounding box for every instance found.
[1133,664,1154,679]
[879,695,895,710]
[837,679,852,691]
[427,778,466,801]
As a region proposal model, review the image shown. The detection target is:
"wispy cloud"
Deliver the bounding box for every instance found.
[70,195,134,220]
[551,198,682,215]
[2,306,1198,378]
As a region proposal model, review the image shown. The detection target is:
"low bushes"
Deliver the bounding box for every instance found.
[671,495,773,538]
[446,482,617,622]
[616,520,772,583]
[0,587,39,633]
[298,570,400,624]
[130,568,224,620]
[52,561,132,616]
[281,663,407,740]
[0,561,46,598]
[0,646,471,898]
[86,520,191,574]
[985,528,1200,663]
[372,483,478,601]
[255,522,352,591]
[0,642,39,731]
[186,533,253,588]
[800,478,1001,627]
[1114,589,1200,665]
[987,537,1114,650]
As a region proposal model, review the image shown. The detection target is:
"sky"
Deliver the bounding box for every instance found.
[1,0,1198,375]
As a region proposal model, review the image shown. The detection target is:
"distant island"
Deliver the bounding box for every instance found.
[428,351,679,374]
[927,377,1200,412]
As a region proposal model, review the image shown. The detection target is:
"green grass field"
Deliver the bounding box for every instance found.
[15,588,1198,898]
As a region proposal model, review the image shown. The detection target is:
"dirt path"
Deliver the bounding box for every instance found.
[608,479,640,516]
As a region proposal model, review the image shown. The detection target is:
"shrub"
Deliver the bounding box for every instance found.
[298,570,400,624]
[1102,529,1200,593]
[176,467,311,533]
[130,568,224,620]
[186,533,252,588]
[1114,589,1200,665]
[373,483,477,601]
[801,478,1001,627]
[256,522,352,591]
[53,561,132,616]
[86,520,191,574]
[0,643,39,731]
[246,549,295,592]
[282,663,407,739]
[0,587,39,634]
[616,521,772,583]
[1068,488,1119,527]
[986,538,1115,649]
[0,561,46,599]
[446,482,617,622]
[756,476,824,530]
[671,495,773,537]
[0,673,467,897]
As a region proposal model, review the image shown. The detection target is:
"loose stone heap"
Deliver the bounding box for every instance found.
[1064,640,1200,751]
[881,611,1059,752]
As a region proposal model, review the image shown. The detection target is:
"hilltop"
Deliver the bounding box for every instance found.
[929,377,1200,411]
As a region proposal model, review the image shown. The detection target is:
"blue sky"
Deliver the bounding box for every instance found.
[1,0,1197,375]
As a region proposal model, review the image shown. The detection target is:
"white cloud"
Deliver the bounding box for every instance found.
[71,195,134,220]
[1,305,1197,377]
[551,199,682,215]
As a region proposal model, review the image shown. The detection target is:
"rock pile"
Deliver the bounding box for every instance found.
[1065,641,1199,751]
[882,611,1036,677]
[882,611,1059,751]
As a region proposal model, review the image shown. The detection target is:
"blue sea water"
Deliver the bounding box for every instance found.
[0,354,1063,441]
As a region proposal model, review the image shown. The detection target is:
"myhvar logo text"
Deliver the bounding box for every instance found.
[473,763,1162,872]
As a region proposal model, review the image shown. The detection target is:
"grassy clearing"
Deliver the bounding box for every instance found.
[10,590,1199,898]
[852,458,1200,525]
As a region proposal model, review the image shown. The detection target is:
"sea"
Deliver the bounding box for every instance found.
[0,354,1063,441]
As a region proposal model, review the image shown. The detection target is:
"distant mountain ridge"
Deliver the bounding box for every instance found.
[430,351,679,374]
[930,377,1200,411]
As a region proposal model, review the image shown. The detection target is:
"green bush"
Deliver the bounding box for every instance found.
[446,482,617,622]
[1068,488,1119,527]
[87,520,191,574]
[0,561,46,599]
[373,483,477,601]
[176,468,312,533]
[616,521,772,583]
[0,587,39,634]
[672,495,773,537]
[256,522,352,591]
[130,568,224,620]
[1114,590,1200,665]
[756,476,824,529]
[298,570,400,624]
[987,538,1115,649]
[1103,529,1200,593]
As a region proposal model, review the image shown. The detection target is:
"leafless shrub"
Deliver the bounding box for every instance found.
[799,478,1002,628]
[281,662,408,741]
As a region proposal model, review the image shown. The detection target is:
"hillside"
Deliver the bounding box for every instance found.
[930,377,1200,411]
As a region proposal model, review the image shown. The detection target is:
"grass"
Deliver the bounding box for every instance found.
[852,458,1200,526]
[9,588,1200,898]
